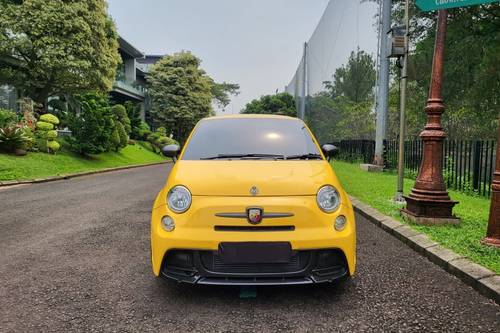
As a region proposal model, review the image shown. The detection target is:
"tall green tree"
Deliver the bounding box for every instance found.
[0,0,120,112]
[324,49,376,103]
[307,93,343,143]
[123,101,142,138]
[147,52,213,144]
[308,93,375,143]
[306,48,376,143]
[241,93,296,117]
[210,81,240,110]
[147,51,239,144]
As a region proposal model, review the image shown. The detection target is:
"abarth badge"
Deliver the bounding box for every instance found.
[247,207,263,225]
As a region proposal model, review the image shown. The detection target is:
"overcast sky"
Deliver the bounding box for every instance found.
[107,0,378,114]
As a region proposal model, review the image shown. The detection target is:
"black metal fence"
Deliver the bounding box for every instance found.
[332,139,497,198]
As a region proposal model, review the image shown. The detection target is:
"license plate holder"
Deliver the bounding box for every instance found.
[218,242,292,264]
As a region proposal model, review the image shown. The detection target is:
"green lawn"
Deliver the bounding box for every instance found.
[332,160,500,274]
[0,142,166,181]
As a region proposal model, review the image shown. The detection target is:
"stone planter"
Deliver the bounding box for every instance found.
[14,148,27,156]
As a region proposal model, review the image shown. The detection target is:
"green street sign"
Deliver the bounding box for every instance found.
[416,0,499,11]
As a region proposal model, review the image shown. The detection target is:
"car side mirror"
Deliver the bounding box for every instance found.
[162,144,180,162]
[321,144,338,162]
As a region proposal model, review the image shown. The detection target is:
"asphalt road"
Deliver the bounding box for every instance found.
[0,164,498,332]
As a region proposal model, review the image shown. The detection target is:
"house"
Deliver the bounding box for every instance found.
[0,85,17,111]
[137,55,163,73]
[111,36,146,121]
[110,37,163,123]
[0,55,21,111]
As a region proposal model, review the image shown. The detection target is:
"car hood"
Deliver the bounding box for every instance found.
[168,160,338,196]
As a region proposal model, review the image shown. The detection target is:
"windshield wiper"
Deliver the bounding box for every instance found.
[285,153,323,160]
[200,153,285,160]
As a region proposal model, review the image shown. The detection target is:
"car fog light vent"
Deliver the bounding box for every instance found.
[162,216,175,232]
[334,215,347,231]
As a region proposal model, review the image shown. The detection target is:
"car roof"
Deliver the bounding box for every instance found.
[203,114,299,121]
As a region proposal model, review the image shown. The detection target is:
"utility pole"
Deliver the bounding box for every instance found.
[373,0,391,167]
[394,0,410,202]
[299,42,308,120]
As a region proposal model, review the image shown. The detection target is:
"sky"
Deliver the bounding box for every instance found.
[107,0,378,114]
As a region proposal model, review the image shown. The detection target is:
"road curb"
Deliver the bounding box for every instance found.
[349,195,500,305]
[0,160,171,188]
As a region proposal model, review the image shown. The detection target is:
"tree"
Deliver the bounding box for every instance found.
[306,48,376,143]
[307,93,375,143]
[210,81,240,110]
[66,93,115,155]
[124,101,142,138]
[241,93,296,117]
[147,52,214,144]
[111,104,131,134]
[111,124,121,152]
[324,49,376,104]
[0,0,120,112]
[307,93,343,144]
[111,104,130,149]
[335,100,375,140]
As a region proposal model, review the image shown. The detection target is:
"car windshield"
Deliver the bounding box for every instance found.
[181,118,322,160]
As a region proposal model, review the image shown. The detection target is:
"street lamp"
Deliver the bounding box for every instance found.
[401,10,460,225]
[483,113,500,247]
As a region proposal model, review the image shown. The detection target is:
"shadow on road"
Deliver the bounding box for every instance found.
[153,276,356,302]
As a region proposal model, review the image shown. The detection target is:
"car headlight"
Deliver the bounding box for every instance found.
[317,185,341,213]
[167,185,192,213]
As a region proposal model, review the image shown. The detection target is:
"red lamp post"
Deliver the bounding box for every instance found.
[483,114,500,247]
[401,10,459,225]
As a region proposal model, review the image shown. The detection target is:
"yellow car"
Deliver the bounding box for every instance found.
[151,114,356,285]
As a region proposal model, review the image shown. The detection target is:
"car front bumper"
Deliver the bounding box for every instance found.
[160,248,349,285]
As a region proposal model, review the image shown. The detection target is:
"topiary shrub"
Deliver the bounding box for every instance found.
[35,114,60,154]
[46,130,58,140]
[112,104,131,134]
[46,140,60,152]
[133,121,151,140]
[116,121,128,149]
[35,121,54,131]
[146,127,179,153]
[39,113,60,125]
[156,127,167,136]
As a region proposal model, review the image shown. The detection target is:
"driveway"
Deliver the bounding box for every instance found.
[0,164,498,332]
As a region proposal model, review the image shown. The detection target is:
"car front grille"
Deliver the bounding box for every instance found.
[199,251,311,274]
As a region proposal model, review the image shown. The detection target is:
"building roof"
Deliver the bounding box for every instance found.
[137,55,164,64]
[118,36,144,59]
